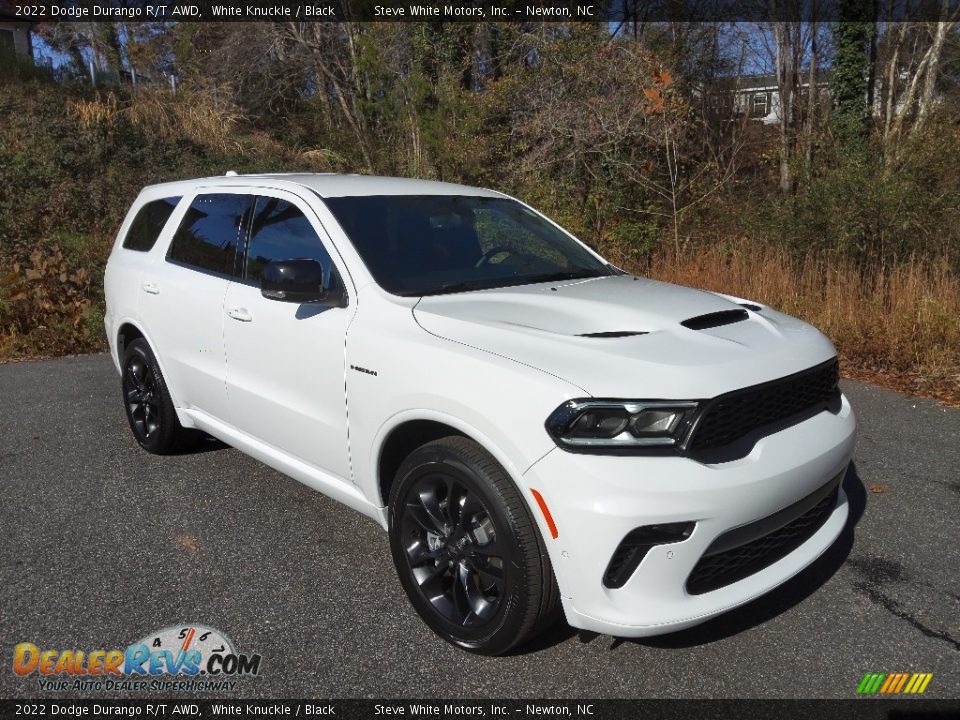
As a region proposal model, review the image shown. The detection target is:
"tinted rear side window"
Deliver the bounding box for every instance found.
[122,196,181,252]
[168,194,250,276]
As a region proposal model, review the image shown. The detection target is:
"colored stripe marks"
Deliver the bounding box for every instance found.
[857,672,933,695]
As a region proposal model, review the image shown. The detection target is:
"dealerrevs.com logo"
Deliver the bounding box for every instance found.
[12,624,262,692]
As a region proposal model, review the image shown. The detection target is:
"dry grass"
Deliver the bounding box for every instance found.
[615,243,960,405]
[68,92,121,126]
[69,85,245,153]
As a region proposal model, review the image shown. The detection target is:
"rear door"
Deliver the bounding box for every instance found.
[139,191,252,419]
[107,194,183,358]
[221,190,355,481]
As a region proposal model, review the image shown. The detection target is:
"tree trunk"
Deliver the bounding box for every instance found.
[885,19,947,164]
[867,17,878,112]
[911,16,952,139]
[803,20,819,171]
[887,39,929,153]
[774,22,797,193]
[882,28,902,144]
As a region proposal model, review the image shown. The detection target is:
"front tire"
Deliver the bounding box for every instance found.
[121,338,201,454]
[388,436,560,655]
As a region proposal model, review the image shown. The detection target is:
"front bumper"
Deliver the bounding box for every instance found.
[523,393,856,637]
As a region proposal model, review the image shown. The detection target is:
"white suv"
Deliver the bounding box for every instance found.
[104,173,856,654]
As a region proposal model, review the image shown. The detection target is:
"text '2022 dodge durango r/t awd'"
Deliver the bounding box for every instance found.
[104,173,856,654]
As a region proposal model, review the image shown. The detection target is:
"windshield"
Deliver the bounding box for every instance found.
[322,195,614,296]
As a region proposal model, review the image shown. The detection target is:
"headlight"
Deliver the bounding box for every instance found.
[545,400,700,452]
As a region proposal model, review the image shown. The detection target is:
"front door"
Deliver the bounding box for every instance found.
[222,191,355,482]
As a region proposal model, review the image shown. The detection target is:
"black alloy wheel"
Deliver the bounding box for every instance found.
[121,338,201,454]
[124,354,161,442]
[388,436,561,655]
[400,471,506,628]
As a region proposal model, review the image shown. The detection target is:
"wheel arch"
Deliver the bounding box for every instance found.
[377,419,466,509]
[116,321,145,365]
[373,411,539,512]
[113,318,187,419]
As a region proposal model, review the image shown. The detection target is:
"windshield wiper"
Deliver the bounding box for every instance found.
[427,281,484,295]
[523,270,608,285]
[414,280,498,296]
[409,270,608,297]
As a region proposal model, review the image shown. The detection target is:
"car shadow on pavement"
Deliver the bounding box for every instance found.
[509,616,578,655]
[625,461,868,650]
[178,434,231,455]
[522,462,867,654]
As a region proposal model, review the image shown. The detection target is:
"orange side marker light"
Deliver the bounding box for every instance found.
[530,488,559,539]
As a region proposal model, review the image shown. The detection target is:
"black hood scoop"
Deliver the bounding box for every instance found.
[681,309,749,330]
[578,331,649,338]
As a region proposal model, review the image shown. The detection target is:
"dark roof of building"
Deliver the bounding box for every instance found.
[0,0,23,20]
[712,70,832,92]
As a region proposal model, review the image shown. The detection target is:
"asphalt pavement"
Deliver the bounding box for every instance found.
[1,353,958,699]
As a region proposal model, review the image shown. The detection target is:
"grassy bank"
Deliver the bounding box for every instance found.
[0,76,333,360]
[1,74,957,405]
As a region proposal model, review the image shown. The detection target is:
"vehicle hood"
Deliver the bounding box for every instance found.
[412,274,837,398]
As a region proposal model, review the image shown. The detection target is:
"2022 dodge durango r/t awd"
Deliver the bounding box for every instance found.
[104,173,856,655]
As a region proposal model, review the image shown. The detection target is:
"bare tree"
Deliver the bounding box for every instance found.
[772,20,802,192]
[883,3,959,163]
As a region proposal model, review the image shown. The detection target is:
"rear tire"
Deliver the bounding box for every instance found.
[388,436,561,655]
[121,338,202,454]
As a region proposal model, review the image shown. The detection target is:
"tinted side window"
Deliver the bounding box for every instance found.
[122,196,182,252]
[244,197,335,283]
[168,194,250,276]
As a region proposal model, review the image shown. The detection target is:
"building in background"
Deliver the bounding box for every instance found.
[722,72,832,125]
[0,0,33,61]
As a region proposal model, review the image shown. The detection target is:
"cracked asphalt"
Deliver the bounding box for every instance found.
[0,353,958,699]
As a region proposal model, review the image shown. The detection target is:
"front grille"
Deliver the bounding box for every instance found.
[685,483,839,595]
[687,359,839,453]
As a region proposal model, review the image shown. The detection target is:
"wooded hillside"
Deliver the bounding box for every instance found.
[1,19,958,401]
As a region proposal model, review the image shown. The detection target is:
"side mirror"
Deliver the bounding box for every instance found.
[260,259,345,306]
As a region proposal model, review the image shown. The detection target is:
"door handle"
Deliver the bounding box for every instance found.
[227,307,253,323]
[141,281,160,295]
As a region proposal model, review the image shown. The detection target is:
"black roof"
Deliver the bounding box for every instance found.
[712,70,832,92]
[0,0,21,20]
